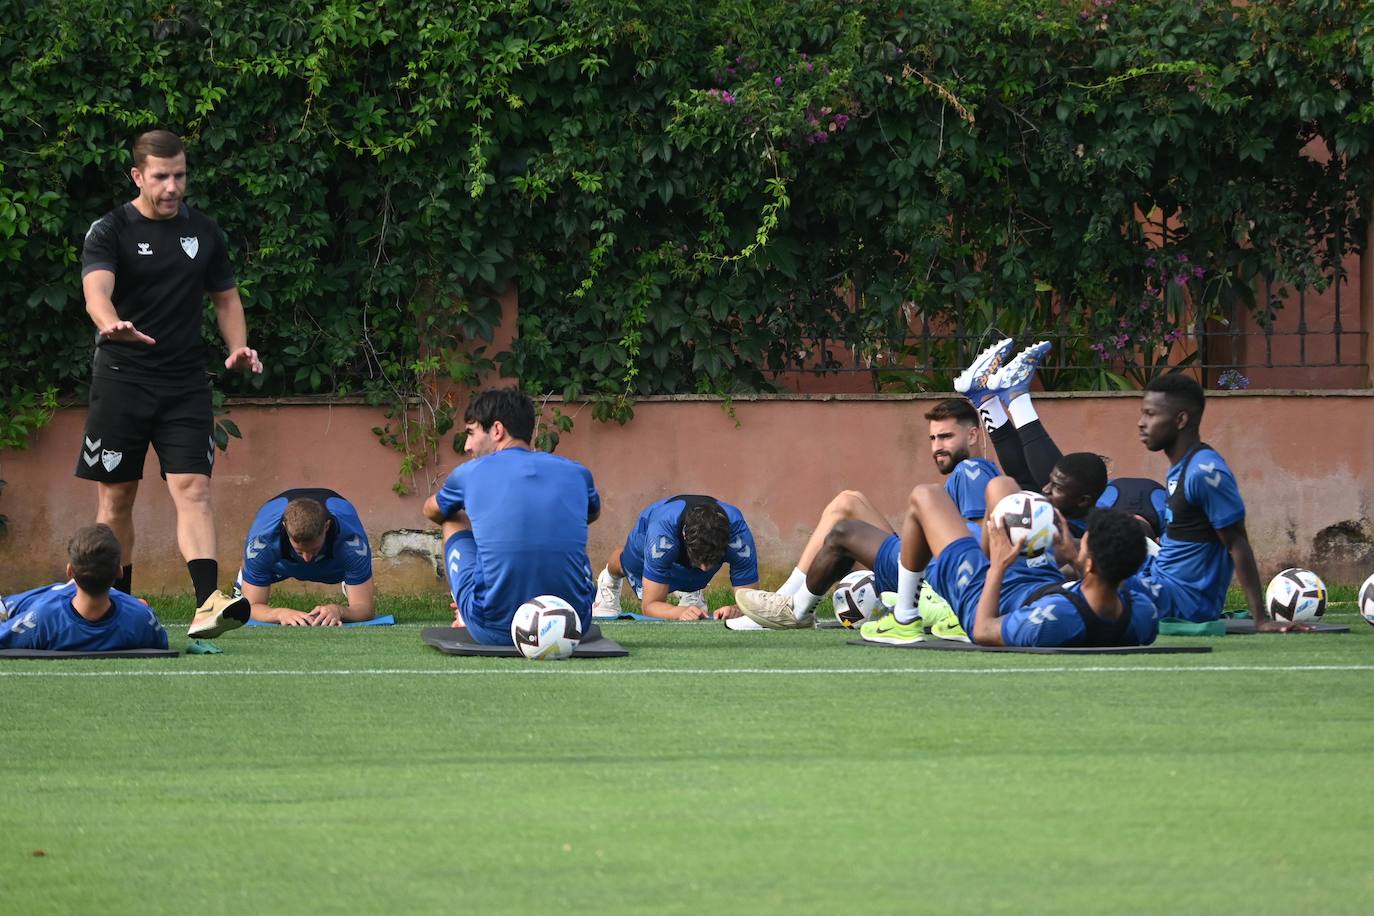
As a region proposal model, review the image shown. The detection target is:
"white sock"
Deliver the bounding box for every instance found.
[978,397,1010,434]
[778,567,808,597]
[599,567,623,587]
[793,586,821,621]
[1007,393,1040,428]
[894,562,924,624]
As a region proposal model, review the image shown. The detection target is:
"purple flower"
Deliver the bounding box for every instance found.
[1178,253,1189,262]
[1174,274,1188,286]
[805,62,814,72]
[722,91,736,104]
[1164,329,1183,344]
[1145,256,1156,268]
[834,113,850,130]
[727,67,736,75]
[1115,333,1129,348]
[813,131,829,144]
[1192,266,1205,279]
[774,76,782,86]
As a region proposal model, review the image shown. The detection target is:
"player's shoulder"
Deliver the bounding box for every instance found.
[1183,447,1237,486]
[957,456,998,479]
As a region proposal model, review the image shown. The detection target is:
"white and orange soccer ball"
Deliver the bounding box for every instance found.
[1265,568,1327,624]
[1356,572,1374,628]
[991,491,1057,558]
[832,570,882,629]
[511,595,582,660]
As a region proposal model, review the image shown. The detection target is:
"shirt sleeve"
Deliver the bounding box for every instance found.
[584,465,601,520]
[435,464,468,519]
[204,223,236,293]
[80,214,119,277]
[0,610,44,649]
[241,534,276,587]
[137,602,171,650]
[999,595,1083,647]
[340,515,374,587]
[1186,452,1245,530]
[727,518,760,586]
[641,511,679,584]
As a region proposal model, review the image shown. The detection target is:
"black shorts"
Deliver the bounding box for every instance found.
[75,375,214,482]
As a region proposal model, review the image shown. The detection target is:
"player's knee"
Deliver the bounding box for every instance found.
[167,475,211,509]
[826,519,862,552]
[908,482,942,510]
[97,481,139,516]
[830,490,868,517]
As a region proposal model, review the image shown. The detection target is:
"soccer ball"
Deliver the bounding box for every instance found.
[991,491,1056,558]
[1265,568,1327,623]
[511,596,583,660]
[1357,572,1374,627]
[833,570,882,629]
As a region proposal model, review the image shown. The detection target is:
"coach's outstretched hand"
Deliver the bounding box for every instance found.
[225,346,263,373]
[99,320,156,345]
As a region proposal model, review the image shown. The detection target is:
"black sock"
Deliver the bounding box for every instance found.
[989,424,1037,491]
[115,564,133,595]
[1019,420,1064,489]
[187,559,219,606]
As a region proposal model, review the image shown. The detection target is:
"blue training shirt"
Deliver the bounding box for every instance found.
[1139,447,1244,620]
[618,496,759,592]
[241,489,373,587]
[1000,578,1160,648]
[0,583,168,651]
[435,447,600,620]
[946,456,999,538]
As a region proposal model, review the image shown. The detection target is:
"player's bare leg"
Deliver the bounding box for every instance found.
[169,472,248,638]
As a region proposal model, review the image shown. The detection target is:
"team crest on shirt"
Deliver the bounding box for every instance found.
[180,236,199,259]
[101,449,123,472]
[137,242,153,256]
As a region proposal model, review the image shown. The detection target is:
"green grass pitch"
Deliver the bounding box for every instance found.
[3,589,1372,914]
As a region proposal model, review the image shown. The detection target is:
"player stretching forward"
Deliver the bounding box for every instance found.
[237,489,376,626]
[593,496,755,620]
[0,525,169,652]
[1136,375,1293,628]
[728,398,996,630]
[423,388,600,645]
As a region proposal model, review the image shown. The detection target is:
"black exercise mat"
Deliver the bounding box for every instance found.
[421,625,629,658]
[1223,619,1349,635]
[847,638,1211,655]
[0,648,180,660]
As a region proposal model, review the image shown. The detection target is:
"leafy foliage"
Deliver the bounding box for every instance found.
[1,0,1370,462]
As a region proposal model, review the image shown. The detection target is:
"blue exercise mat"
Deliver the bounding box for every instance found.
[246,614,395,628]
[594,612,716,622]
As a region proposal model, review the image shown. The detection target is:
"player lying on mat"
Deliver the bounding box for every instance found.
[957,337,1167,538]
[0,524,169,651]
[593,495,755,620]
[236,489,377,626]
[725,397,998,631]
[423,387,600,645]
[858,487,1156,647]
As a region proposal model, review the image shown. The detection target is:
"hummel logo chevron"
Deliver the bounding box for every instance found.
[650,535,673,560]
[246,537,268,559]
[729,537,751,559]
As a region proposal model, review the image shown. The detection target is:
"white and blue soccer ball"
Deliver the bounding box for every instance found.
[1265,567,1327,623]
[833,570,882,629]
[991,491,1056,558]
[1356,572,1374,628]
[511,596,582,660]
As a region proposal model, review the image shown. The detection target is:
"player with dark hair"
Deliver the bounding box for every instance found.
[1137,374,1294,628]
[76,129,262,639]
[958,338,1167,537]
[730,398,996,630]
[857,484,1157,647]
[237,489,376,625]
[594,496,757,620]
[422,388,601,645]
[0,525,169,651]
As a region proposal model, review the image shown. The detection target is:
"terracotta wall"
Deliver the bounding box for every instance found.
[2,392,1372,593]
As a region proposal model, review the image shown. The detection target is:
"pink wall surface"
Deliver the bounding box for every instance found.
[2,392,1372,595]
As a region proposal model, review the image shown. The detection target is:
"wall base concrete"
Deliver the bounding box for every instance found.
[2,392,1371,594]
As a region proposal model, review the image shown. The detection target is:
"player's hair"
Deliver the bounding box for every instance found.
[465,387,536,443]
[1055,452,1109,501]
[283,498,330,543]
[131,130,185,168]
[923,398,978,426]
[681,503,731,568]
[68,524,122,594]
[1085,509,1149,585]
[1145,373,1205,425]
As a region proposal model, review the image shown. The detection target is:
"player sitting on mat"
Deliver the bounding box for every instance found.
[957,337,1167,538]
[1136,374,1298,630]
[0,524,169,651]
[727,397,997,631]
[236,489,376,626]
[592,495,755,620]
[422,387,600,645]
[843,484,1156,647]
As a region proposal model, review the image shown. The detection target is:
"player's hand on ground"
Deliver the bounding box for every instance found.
[225,346,263,374]
[984,515,1024,572]
[713,604,742,620]
[674,605,709,621]
[309,605,343,627]
[99,320,156,345]
[1255,618,1313,633]
[278,609,315,626]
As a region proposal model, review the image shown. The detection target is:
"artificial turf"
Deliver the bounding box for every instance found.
[2,589,1371,914]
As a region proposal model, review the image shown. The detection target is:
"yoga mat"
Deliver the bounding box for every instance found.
[421,625,629,658]
[847,638,1212,655]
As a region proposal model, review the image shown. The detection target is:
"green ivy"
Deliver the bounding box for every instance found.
[1,0,1371,466]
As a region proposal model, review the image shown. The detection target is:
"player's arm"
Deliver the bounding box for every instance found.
[422,494,448,524]
[210,287,262,373]
[240,581,314,626]
[638,579,704,621]
[1215,520,1299,631]
[971,517,1022,646]
[335,577,376,622]
[83,269,156,344]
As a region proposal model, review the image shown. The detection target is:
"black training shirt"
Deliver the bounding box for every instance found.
[81,202,236,386]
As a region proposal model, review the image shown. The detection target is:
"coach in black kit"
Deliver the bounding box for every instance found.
[77,129,263,638]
